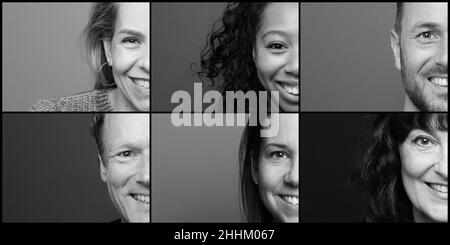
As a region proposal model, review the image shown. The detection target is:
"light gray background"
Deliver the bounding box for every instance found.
[2,114,117,222]
[152,114,243,222]
[301,3,405,111]
[151,3,228,112]
[2,3,93,111]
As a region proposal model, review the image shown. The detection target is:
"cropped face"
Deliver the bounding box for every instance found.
[253,3,299,112]
[104,3,150,111]
[391,3,448,111]
[253,114,299,222]
[100,114,150,222]
[399,129,447,222]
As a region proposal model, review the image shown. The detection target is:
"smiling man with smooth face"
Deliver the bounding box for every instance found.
[390,3,448,112]
[91,113,149,222]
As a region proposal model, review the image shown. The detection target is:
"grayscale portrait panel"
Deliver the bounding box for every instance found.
[2,3,92,111]
[152,114,242,222]
[301,3,404,111]
[300,113,372,222]
[2,114,117,222]
[151,3,228,112]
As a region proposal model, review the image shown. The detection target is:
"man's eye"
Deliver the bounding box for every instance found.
[416,31,438,42]
[118,151,134,158]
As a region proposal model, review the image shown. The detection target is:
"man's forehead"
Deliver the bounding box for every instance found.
[403,3,448,27]
[102,114,149,143]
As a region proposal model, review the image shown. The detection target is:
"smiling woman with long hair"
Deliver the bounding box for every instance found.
[30,3,149,112]
[239,114,299,222]
[356,113,447,222]
[198,2,299,112]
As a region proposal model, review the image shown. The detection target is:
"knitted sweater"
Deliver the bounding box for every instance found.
[29,89,113,112]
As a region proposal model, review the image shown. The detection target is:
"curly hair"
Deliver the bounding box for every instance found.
[358,113,447,222]
[82,3,118,90]
[239,121,273,223]
[197,2,268,94]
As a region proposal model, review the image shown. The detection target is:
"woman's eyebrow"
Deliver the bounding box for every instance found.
[262,30,288,39]
[117,28,145,38]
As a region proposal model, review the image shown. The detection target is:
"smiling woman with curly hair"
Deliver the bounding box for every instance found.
[198,2,299,112]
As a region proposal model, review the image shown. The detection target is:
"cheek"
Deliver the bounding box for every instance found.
[402,43,435,72]
[112,46,139,74]
[107,165,133,189]
[255,48,285,79]
[400,147,432,180]
[258,164,283,191]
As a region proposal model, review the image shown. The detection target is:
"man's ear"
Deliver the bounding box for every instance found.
[99,154,107,182]
[250,153,259,185]
[103,39,112,65]
[390,29,401,71]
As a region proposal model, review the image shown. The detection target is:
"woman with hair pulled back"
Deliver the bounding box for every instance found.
[30,3,149,112]
[198,2,299,112]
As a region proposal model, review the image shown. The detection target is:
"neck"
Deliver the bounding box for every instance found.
[404,96,420,112]
[109,88,137,111]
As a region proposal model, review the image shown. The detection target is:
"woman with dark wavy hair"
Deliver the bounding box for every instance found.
[239,114,298,222]
[198,3,299,112]
[30,3,149,111]
[358,113,447,222]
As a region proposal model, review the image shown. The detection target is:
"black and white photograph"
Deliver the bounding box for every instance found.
[301,3,447,112]
[1,1,447,243]
[2,3,150,112]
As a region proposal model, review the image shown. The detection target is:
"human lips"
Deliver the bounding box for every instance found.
[130,193,150,205]
[130,77,150,89]
[428,77,448,87]
[279,194,299,206]
[277,81,299,96]
[425,182,448,199]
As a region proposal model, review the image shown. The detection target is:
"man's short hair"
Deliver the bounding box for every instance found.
[90,113,106,164]
[394,2,404,34]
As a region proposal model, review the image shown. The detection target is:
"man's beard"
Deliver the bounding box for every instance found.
[400,49,448,111]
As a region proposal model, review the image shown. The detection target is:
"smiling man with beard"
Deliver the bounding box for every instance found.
[390,2,448,112]
[91,113,149,222]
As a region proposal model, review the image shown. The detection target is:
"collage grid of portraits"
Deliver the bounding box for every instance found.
[0,1,448,242]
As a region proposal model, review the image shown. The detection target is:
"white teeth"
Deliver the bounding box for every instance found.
[133,79,150,89]
[430,77,448,87]
[132,194,150,204]
[282,84,299,95]
[429,184,448,194]
[282,195,299,205]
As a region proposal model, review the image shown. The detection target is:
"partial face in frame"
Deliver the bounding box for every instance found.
[253,114,299,222]
[399,129,447,222]
[100,114,150,222]
[391,3,448,111]
[104,3,150,111]
[254,3,299,112]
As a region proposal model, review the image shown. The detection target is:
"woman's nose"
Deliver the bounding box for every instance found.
[284,157,299,187]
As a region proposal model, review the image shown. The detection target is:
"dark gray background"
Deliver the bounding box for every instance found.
[152,114,243,222]
[301,3,405,111]
[2,114,117,222]
[151,3,227,112]
[2,3,93,111]
[300,113,372,222]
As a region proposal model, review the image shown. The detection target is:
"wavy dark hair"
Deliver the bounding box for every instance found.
[82,3,118,90]
[239,121,273,223]
[197,2,268,94]
[357,113,447,222]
